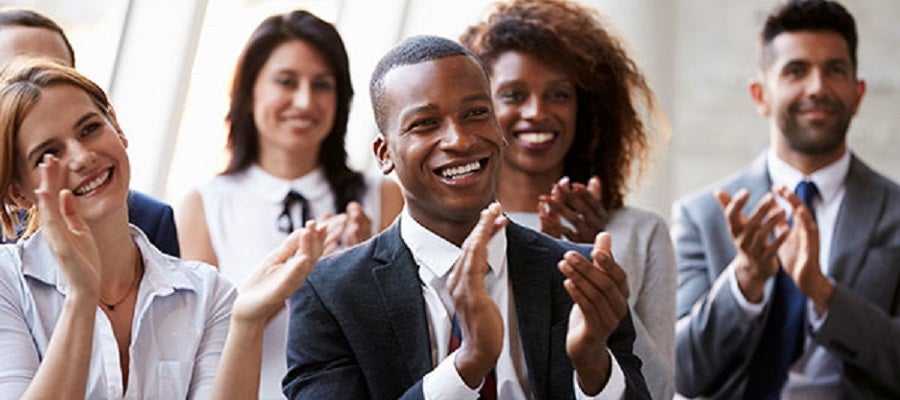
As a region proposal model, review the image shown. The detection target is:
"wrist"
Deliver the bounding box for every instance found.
[734,261,768,303]
[453,346,495,389]
[808,277,834,314]
[573,350,610,395]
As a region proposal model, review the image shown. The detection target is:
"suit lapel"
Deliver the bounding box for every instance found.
[507,223,554,400]
[829,156,884,285]
[371,223,433,381]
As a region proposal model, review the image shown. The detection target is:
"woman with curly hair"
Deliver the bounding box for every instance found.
[176,10,402,398]
[461,0,674,397]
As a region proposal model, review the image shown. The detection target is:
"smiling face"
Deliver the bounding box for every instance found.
[490,50,577,178]
[252,39,337,163]
[752,31,865,164]
[13,84,130,222]
[374,55,503,234]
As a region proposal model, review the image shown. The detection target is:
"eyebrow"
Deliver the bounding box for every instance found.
[25,111,98,163]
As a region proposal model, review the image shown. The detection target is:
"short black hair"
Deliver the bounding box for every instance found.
[0,9,75,66]
[760,0,857,71]
[369,35,486,132]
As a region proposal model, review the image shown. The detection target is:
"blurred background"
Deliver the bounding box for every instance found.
[5,0,899,220]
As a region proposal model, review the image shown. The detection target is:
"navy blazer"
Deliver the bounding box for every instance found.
[284,220,649,399]
[2,190,179,258]
[128,190,179,257]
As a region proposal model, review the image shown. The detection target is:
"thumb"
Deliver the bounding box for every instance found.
[593,231,612,255]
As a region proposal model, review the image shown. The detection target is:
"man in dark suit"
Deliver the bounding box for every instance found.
[0,9,179,256]
[283,35,649,399]
[672,1,900,398]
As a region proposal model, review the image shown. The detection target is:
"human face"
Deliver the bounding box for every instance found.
[751,31,865,160]
[252,39,336,161]
[0,26,72,67]
[14,84,130,222]
[374,55,503,228]
[490,51,577,177]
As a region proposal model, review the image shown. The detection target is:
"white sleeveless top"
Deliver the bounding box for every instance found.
[197,164,382,399]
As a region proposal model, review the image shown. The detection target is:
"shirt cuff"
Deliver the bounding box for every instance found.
[423,350,481,400]
[574,349,625,400]
[807,276,835,330]
[728,263,774,320]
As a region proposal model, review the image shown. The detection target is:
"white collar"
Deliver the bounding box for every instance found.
[766,149,850,204]
[243,164,331,204]
[399,207,505,280]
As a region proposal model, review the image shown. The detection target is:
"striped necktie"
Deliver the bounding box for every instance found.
[449,314,496,400]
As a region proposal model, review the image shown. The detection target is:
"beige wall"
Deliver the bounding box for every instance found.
[590,0,900,220]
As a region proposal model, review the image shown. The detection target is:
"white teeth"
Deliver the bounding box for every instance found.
[74,169,111,196]
[285,117,313,128]
[518,132,554,144]
[440,161,481,179]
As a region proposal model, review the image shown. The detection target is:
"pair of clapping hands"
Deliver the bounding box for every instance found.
[450,202,629,395]
[717,185,831,312]
[539,176,608,243]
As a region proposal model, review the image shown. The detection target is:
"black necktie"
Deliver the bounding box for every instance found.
[743,180,818,399]
[277,190,309,234]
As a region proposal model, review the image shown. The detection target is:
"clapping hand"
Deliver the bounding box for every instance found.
[35,155,101,300]
[558,232,629,395]
[447,202,507,388]
[232,220,327,325]
[539,176,607,243]
[716,188,788,302]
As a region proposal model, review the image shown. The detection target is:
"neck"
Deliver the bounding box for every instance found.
[496,163,562,213]
[258,146,319,180]
[90,207,141,300]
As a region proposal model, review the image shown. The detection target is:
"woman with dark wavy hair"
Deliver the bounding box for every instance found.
[177,10,402,398]
[461,0,674,397]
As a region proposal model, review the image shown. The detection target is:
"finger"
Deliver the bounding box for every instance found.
[560,263,622,332]
[591,233,629,298]
[262,229,304,267]
[58,189,90,234]
[569,184,605,229]
[718,189,749,237]
[587,176,602,200]
[449,203,506,291]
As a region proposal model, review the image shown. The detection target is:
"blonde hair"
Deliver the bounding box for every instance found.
[0,58,113,239]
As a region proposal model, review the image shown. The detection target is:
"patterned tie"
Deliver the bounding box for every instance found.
[449,314,496,400]
[743,181,817,399]
[277,190,309,234]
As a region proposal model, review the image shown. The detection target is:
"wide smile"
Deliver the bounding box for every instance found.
[434,158,489,184]
[282,115,317,130]
[512,129,558,150]
[73,167,113,197]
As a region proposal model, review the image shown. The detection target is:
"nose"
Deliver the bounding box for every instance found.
[439,120,477,153]
[292,81,312,109]
[66,140,96,173]
[805,69,826,97]
[520,94,546,120]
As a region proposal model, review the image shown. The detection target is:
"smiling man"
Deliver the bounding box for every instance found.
[672,1,900,398]
[283,35,649,399]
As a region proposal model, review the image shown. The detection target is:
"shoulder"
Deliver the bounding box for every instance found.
[306,231,387,289]
[509,222,591,257]
[0,244,24,288]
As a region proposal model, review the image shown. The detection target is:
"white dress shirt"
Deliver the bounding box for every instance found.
[0,226,236,399]
[727,149,849,399]
[399,209,625,400]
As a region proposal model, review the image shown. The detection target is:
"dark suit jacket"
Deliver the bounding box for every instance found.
[2,191,179,258]
[128,190,179,257]
[283,221,649,399]
[672,152,900,399]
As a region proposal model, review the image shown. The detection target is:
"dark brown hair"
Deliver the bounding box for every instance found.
[0,9,75,66]
[461,0,665,210]
[225,10,363,212]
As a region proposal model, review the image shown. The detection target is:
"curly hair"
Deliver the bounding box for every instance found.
[461,0,664,210]
[225,10,364,213]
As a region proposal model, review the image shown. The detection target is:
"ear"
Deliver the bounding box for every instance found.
[851,79,867,115]
[107,105,128,148]
[748,78,770,117]
[372,134,394,175]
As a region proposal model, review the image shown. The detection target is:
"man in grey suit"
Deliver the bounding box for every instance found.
[283,35,649,399]
[672,1,900,398]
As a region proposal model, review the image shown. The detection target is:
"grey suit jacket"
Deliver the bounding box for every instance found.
[283,220,650,399]
[671,152,900,399]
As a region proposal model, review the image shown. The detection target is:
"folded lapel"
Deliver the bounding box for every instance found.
[507,223,554,400]
[371,223,433,381]
[829,156,884,285]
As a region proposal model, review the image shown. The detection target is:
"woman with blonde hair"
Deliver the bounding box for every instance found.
[0,58,325,399]
[462,0,675,397]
